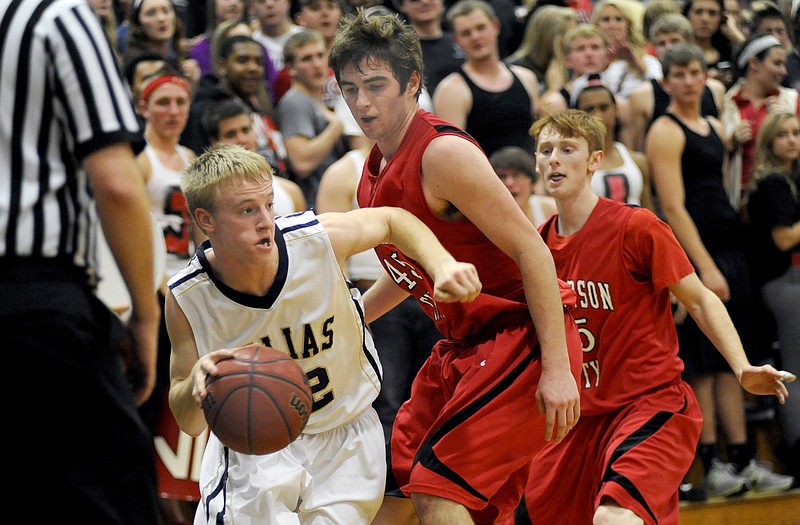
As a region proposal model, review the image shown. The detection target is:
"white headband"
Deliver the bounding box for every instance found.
[736,35,782,70]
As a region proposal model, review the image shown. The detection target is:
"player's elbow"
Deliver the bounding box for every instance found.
[687,286,720,321]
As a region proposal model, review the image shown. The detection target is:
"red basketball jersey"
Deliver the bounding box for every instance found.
[539,198,694,415]
[357,110,575,340]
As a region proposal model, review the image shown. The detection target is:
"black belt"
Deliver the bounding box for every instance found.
[0,256,87,284]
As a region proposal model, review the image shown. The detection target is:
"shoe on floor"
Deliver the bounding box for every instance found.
[740,459,795,493]
[704,459,749,498]
[679,483,707,502]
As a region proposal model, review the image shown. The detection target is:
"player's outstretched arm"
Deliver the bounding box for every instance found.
[166,291,236,436]
[319,207,481,304]
[670,273,794,403]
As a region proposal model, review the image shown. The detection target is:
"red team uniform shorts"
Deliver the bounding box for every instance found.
[514,380,702,525]
[390,309,583,524]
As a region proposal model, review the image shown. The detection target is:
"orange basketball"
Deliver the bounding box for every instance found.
[202,344,312,455]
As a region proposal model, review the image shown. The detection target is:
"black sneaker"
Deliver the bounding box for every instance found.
[679,483,707,502]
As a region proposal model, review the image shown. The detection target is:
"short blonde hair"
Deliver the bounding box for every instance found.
[530,109,606,154]
[446,0,496,27]
[283,29,326,66]
[181,144,273,220]
[562,23,608,54]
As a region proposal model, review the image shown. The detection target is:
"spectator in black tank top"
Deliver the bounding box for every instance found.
[646,43,794,498]
[624,13,726,153]
[432,0,540,157]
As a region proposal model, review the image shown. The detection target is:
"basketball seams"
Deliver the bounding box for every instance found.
[208,384,294,454]
[209,366,311,395]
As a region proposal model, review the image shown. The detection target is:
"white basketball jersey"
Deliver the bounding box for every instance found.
[168,210,381,434]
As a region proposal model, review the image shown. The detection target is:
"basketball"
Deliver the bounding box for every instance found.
[202,344,313,455]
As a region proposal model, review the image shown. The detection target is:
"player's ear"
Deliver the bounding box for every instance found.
[195,208,214,233]
[406,70,421,97]
[588,150,604,172]
[137,97,148,117]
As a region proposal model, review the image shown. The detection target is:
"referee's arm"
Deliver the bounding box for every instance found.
[87,143,160,406]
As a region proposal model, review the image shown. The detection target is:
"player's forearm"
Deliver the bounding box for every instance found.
[385,208,458,278]
[686,287,750,377]
[169,379,208,437]
[362,274,409,324]
[519,247,571,371]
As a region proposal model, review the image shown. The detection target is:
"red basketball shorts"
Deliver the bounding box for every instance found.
[511,380,702,525]
[390,309,583,524]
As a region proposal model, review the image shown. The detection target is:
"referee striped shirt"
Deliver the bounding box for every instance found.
[0,0,142,284]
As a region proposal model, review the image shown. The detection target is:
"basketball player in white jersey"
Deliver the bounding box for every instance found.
[166,144,481,524]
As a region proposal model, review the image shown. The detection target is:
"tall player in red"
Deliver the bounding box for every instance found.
[329,10,582,525]
[509,109,795,525]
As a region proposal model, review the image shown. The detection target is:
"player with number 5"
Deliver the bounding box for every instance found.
[166,144,481,524]
[505,109,794,525]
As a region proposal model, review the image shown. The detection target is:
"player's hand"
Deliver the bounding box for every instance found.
[431,261,481,303]
[739,365,795,405]
[536,366,580,443]
[192,348,238,405]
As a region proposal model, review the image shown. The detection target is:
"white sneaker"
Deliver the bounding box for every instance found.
[704,459,749,498]
[740,459,795,493]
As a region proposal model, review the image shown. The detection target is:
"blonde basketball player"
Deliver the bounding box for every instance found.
[166,144,481,524]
